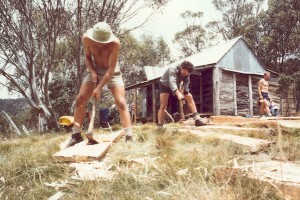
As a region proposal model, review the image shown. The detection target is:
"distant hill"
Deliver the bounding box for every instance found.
[0,98,31,115]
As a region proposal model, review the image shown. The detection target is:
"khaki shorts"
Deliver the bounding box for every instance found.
[83,72,125,88]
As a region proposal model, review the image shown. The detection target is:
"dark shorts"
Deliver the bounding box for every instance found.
[159,82,173,95]
[261,92,270,101]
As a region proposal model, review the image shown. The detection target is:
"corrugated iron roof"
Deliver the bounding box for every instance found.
[143,36,242,81]
[143,36,267,82]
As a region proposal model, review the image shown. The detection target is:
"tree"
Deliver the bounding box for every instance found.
[0,0,72,130]
[207,0,265,40]
[258,0,300,72]
[173,11,216,57]
[0,0,170,131]
[119,33,172,86]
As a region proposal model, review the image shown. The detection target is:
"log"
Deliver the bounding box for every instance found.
[1,110,21,135]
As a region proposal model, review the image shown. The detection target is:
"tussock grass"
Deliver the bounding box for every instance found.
[0,124,289,199]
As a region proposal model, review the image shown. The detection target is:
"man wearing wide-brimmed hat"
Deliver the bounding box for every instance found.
[66,22,133,148]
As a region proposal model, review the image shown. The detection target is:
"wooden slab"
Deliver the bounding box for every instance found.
[53,141,112,162]
[53,130,124,162]
[183,125,274,137]
[214,161,300,200]
[263,116,300,120]
[277,120,300,129]
[179,129,273,153]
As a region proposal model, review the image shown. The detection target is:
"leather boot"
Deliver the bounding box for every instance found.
[86,134,99,145]
[65,133,83,148]
[125,135,133,142]
[195,119,207,126]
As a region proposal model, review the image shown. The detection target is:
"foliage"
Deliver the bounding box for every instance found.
[48,71,78,117]
[208,0,265,40]
[173,11,216,57]
[276,75,293,98]
[119,33,172,85]
[0,0,170,130]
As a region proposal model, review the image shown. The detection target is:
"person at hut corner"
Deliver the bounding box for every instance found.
[65,22,133,148]
[157,61,207,127]
[258,71,272,117]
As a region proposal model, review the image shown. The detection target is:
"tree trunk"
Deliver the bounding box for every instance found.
[1,111,22,135]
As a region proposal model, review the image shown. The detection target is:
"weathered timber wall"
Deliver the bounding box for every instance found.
[219,70,234,115]
[236,73,250,116]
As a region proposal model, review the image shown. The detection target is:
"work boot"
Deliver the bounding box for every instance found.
[195,119,207,126]
[65,133,83,148]
[86,134,99,145]
[125,135,133,142]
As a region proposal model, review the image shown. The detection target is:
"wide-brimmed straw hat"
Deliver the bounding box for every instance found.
[86,22,116,43]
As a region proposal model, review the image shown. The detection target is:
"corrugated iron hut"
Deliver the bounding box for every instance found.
[125,36,295,123]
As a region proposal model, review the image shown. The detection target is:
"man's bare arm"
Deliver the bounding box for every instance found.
[82,37,97,82]
[258,80,263,99]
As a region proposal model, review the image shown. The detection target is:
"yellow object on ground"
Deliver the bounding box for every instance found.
[59,116,74,126]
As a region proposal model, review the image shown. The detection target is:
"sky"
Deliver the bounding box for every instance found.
[0,0,219,99]
[122,0,221,58]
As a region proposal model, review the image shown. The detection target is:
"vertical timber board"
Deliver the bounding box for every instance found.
[134,87,137,125]
[236,73,249,116]
[213,67,220,115]
[248,75,254,116]
[152,83,156,123]
[200,73,203,113]
[233,73,237,116]
[252,75,261,115]
[219,70,234,115]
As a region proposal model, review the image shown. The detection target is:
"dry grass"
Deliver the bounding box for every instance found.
[0,123,293,199]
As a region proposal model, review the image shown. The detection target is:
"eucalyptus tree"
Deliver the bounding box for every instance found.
[119,33,172,86]
[207,0,265,40]
[0,0,170,130]
[173,11,216,57]
[0,0,72,130]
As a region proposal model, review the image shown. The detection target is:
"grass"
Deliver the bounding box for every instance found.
[1,123,296,199]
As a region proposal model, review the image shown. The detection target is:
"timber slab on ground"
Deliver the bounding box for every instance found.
[214,161,300,200]
[53,130,124,162]
[178,128,273,153]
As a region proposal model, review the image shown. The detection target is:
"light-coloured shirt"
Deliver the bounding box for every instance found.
[160,65,190,94]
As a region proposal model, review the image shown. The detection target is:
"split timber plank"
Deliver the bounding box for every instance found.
[180,129,273,153]
[263,116,300,121]
[184,125,274,137]
[277,120,300,129]
[53,131,124,162]
[214,161,300,200]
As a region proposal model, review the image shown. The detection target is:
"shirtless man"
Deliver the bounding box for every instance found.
[258,71,272,117]
[66,22,132,148]
[157,61,206,127]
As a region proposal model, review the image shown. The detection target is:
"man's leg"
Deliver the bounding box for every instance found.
[157,93,169,126]
[184,93,206,126]
[66,82,94,148]
[263,99,271,116]
[259,102,265,116]
[110,86,133,141]
[184,93,197,113]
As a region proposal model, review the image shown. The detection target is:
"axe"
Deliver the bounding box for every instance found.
[86,97,99,145]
